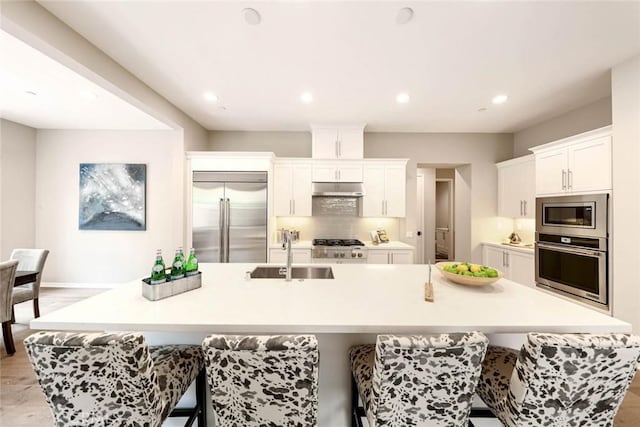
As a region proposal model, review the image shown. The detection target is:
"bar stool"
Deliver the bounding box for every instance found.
[25,331,206,427]
[202,334,319,426]
[349,332,488,427]
[476,333,640,426]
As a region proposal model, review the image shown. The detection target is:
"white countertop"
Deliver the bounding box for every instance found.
[482,241,535,254]
[31,263,629,334]
[364,241,414,250]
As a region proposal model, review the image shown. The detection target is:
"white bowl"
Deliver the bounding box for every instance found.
[435,262,503,286]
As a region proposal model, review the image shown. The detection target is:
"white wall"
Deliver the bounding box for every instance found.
[0,119,37,259]
[611,55,640,333]
[36,130,183,284]
[210,131,311,157]
[513,97,612,156]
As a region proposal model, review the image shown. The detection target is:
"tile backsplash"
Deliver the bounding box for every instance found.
[274,217,400,243]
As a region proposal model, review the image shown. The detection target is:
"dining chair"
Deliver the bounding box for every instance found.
[476,333,640,427]
[202,334,319,426]
[349,332,489,427]
[25,331,206,427]
[11,248,49,320]
[1,259,19,355]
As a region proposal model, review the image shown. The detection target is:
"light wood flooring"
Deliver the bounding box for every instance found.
[1,287,639,426]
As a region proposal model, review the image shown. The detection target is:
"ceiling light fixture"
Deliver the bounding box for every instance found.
[396,7,414,24]
[492,94,508,105]
[396,93,410,104]
[242,8,261,25]
[300,92,313,104]
[203,92,219,103]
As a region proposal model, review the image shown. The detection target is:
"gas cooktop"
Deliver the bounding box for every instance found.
[312,239,365,247]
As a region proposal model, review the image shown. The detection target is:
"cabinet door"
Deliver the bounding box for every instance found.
[363,165,386,216]
[367,250,389,264]
[338,128,364,159]
[483,245,506,274]
[274,164,292,216]
[292,165,312,216]
[535,149,567,196]
[521,159,536,218]
[336,163,363,182]
[311,164,337,182]
[568,136,611,193]
[312,128,338,159]
[508,250,535,287]
[390,250,413,264]
[384,166,406,217]
[498,163,525,217]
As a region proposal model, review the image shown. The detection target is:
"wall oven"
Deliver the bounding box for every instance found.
[535,194,609,307]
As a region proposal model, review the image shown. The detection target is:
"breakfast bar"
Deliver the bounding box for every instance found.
[31,263,631,426]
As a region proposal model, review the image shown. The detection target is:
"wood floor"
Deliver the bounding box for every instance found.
[1,287,639,426]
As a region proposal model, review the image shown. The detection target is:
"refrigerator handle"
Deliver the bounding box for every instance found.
[225,198,231,262]
[219,198,225,263]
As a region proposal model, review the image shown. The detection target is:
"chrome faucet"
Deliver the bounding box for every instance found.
[280,230,293,281]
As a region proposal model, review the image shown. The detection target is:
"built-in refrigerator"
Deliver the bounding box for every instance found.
[192,171,267,263]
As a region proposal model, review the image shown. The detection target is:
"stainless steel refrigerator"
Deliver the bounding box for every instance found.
[192,171,267,263]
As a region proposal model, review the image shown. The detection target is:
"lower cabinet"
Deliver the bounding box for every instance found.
[482,245,534,287]
[269,248,312,264]
[367,249,414,264]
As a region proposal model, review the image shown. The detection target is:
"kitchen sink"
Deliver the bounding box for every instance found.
[249,266,334,279]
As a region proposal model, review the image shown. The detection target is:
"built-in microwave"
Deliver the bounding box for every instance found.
[536,194,608,238]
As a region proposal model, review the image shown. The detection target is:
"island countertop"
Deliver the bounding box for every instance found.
[31,263,629,334]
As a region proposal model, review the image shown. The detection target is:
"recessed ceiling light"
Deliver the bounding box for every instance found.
[203,92,219,103]
[80,90,98,100]
[492,94,508,105]
[397,7,414,24]
[300,92,313,104]
[242,8,261,25]
[396,93,410,104]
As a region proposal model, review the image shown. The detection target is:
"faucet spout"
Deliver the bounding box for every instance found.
[282,231,293,281]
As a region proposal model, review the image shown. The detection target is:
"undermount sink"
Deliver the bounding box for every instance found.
[249,266,334,280]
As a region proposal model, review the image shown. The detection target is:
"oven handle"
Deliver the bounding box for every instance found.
[536,242,604,258]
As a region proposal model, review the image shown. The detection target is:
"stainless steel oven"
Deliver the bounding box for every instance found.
[535,194,609,307]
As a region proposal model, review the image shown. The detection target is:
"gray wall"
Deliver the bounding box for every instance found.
[209,131,311,157]
[513,97,612,156]
[0,119,37,259]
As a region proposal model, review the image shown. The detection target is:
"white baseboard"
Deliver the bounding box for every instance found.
[41,281,118,289]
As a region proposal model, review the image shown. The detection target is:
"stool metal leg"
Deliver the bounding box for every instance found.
[196,368,207,427]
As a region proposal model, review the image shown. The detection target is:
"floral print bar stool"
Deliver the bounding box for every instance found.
[25,331,206,427]
[476,333,640,427]
[202,334,319,427]
[349,332,489,427]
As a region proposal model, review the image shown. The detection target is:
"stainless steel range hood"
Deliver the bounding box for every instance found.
[312,182,365,197]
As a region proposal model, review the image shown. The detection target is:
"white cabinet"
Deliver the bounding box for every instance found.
[363,161,407,217]
[269,248,312,264]
[497,155,535,218]
[312,161,363,182]
[482,244,535,287]
[530,127,612,196]
[367,249,414,264]
[274,161,312,216]
[311,125,364,159]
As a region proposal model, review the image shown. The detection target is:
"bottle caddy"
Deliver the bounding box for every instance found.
[142,248,201,301]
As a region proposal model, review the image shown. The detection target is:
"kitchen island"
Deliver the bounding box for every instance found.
[32,263,630,426]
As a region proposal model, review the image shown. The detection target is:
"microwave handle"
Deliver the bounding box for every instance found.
[537,242,603,258]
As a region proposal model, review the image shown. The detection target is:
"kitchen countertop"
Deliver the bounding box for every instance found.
[364,241,414,250]
[482,241,535,254]
[31,263,628,334]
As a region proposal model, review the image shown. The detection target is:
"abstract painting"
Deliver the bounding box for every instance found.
[79,163,146,231]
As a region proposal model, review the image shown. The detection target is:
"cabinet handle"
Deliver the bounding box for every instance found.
[502,251,506,267]
[382,200,385,216]
[562,169,566,190]
[520,200,523,216]
[335,140,339,158]
[568,169,573,190]
[293,199,295,214]
[338,140,342,157]
[523,200,527,216]
[505,252,510,268]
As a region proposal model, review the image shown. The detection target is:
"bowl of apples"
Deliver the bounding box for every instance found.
[435,262,503,286]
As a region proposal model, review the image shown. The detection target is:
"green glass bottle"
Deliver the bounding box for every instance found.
[171,249,185,279]
[185,248,199,276]
[150,250,167,285]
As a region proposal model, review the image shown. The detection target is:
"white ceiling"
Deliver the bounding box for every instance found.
[0,30,170,130]
[39,1,640,133]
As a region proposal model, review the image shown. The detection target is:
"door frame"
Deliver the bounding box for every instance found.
[435,178,455,260]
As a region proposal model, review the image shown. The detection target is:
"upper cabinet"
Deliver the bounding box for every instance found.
[362,160,407,217]
[311,125,365,159]
[530,126,612,196]
[312,161,363,182]
[273,160,312,216]
[497,155,535,218]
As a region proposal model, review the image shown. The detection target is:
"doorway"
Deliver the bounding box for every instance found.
[435,178,454,261]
